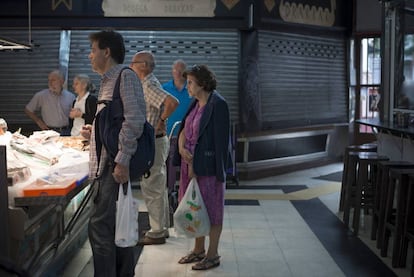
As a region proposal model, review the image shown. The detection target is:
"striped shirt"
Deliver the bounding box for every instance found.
[89,65,146,179]
[141,73,169,127]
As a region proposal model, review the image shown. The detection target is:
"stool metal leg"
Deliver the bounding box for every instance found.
[353,160,367,236]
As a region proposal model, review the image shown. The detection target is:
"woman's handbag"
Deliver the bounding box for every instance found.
[115,181,139,247]
[173,178,210,238]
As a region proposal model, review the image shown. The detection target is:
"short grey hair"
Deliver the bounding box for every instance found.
[0,118,7,132]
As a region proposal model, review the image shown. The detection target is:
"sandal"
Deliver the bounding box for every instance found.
[178,251,206,264]
[191,256,221,270]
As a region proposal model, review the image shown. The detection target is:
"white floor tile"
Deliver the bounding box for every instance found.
[60,162,411,277]
[238,261,292,277]
[234,247,285,263]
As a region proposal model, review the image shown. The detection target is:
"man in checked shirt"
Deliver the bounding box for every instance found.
[82,30,146,277]
[130,50,179,245]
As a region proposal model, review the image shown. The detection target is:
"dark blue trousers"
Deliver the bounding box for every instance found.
[88,163,136,277]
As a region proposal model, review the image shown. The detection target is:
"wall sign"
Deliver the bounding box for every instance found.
[278,0,336,27]
[102,0,216,17]
[52,0,72,11]
[221,0,240,10]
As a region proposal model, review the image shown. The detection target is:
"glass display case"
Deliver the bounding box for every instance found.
[0,144,92,277]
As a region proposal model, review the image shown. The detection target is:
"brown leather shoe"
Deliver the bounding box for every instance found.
[137,236,166,245]
[140,230,169,239]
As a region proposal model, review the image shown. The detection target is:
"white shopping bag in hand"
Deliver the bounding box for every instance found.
[115,181,139,247]
[173,178,210,238]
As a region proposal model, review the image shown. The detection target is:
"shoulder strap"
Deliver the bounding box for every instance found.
[95,67,129,172]
[113,67,134,100]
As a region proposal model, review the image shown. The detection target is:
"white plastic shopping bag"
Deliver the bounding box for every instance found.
[115,181,139,247]
[173,178,210,238]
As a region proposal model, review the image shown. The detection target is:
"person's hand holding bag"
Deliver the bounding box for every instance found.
[173,178,210,238]
[115,181,139,247]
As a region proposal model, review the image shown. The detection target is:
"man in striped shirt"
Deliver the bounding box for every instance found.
[130,50,179,245]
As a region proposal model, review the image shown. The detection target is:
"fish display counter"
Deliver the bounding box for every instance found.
[0,131,92,277]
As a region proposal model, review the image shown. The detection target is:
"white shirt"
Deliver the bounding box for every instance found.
[71,92,90,136]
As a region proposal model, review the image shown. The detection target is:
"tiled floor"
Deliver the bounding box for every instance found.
[61,162,412,277]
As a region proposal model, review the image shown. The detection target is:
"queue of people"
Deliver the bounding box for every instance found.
[21,29,232,276]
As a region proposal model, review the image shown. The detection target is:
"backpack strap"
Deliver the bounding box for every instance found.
[112,67,134,100]
[95,110,103,172]
[94,66,134,175]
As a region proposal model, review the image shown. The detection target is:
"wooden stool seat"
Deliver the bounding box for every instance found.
[373,161,414,247]
[339,144,378,212]
[380,168,414,268]
[342,151,388,235]
[351,153,389,235]
[398,173,414,273]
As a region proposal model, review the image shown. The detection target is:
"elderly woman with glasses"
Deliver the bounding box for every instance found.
[174,64,232,270]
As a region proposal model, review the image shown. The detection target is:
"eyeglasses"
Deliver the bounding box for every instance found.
[192,64,201,71]
[131,61,146,65]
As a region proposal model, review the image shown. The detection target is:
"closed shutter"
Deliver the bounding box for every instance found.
[0,29,239,130]
[0,30,61,126]
[258,30,347,129]
[68,30,240,123]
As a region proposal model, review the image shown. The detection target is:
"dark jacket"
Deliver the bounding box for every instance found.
[69,93,98,128]
[174,91,232,182]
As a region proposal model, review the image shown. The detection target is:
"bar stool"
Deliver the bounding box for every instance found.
[342,151,361,227]
[342,151,387,234]
[398,173,414,272]
[380,167,414,267]
[372,161,414,246]
[339,143,377,212]
[351,152,389,236]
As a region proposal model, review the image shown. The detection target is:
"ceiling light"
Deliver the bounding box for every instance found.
[0,0,32,51]
[0,36,32,50]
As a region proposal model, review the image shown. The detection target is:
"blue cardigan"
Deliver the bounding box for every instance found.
[174,91,232,182]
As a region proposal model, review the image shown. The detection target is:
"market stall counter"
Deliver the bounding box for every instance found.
[0,131,92,277]
[356,118,414,162]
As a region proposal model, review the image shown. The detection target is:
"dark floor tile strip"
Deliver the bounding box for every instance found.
[226,185,304,192]
[291,198,397,277]
[312,171,343,182]
[225,199,260,206]
[225,183,394,275]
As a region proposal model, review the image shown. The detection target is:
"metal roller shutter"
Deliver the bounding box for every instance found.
[0,29,239,130]
[258,30,347,129]
[0,30,61,127]
[68,30,240,123]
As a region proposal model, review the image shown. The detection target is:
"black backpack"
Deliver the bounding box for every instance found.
[95,67,155,180]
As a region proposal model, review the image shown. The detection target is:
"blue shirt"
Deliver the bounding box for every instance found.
[162,79,192,136]
[26,88,75,127]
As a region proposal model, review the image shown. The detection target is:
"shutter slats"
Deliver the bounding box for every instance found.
[0,29,239,126]
[69,30,239,123]
[258,30,347,127]
[0,30,61,125]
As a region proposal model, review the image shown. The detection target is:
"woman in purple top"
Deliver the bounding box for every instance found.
[175,64,232,271]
